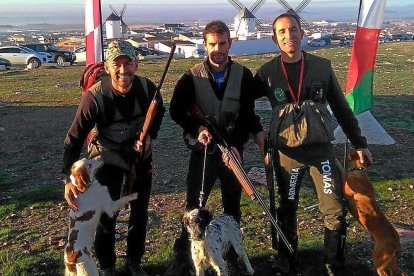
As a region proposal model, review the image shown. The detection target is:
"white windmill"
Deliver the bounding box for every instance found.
[227,0,267,39]
[105,4,129,39]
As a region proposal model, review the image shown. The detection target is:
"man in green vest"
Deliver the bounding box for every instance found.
[255,13,373,275]
[165,20,265,275]
[63,40,165,276]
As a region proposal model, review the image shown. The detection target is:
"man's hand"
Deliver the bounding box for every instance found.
[134,134,151,153]
[198,126,213,145]
[222,147,242,169]
[356,148,373,167]
[64,182,78,211]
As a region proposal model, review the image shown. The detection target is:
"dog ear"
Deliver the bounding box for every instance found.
[348,152,365,170]
[182,212,190,227]
[71,162,90,191]
[199,209,213,224]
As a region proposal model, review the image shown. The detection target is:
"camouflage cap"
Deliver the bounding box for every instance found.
[106,40,136,62]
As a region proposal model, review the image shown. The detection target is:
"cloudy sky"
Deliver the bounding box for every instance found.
[1,0,412,26]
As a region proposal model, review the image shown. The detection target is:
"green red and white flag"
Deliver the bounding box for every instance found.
[345,0,386,115]
[85,0,104,65]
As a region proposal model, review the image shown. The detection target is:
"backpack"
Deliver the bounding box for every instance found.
[79,62,107,144]
[79,62,107,94]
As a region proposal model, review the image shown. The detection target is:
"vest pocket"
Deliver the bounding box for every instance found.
[270,101,334,148]
[220,97,240,134]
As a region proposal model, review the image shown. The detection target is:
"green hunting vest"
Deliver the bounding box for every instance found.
[88,76,150,170]
[190,61,244,136]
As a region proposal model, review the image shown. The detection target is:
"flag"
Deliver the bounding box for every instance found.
[85,0,103,65]
[345,0,386,115]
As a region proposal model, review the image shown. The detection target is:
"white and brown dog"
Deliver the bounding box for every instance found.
[338,153,405,276]
[183,208,254,276]
[64,158,138,276]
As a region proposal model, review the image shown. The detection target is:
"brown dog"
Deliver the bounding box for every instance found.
[337,152,404,276]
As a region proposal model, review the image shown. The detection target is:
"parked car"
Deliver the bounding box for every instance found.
[320,36,331,45]
[134,46,164,60]
[309,39,327,47]
[134,46,160,57]
[0,45,53,68]
[23,43,76,65]
[74,46,107,63]
[192,48,207,58]
[0,57,11,70]
[379,37,391,43]
[340,37,354,46]
[73,46,86,63]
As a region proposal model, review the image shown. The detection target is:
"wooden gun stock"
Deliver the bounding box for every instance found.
[221,146,255,198]
[139,99,158,148]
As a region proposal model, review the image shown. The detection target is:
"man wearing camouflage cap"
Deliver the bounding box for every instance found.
[63,40,165,276]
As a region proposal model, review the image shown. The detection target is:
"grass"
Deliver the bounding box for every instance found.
[1,42,412,103]
[0,42,413,275]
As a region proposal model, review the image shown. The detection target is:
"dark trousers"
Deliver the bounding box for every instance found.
[174,149,242,256]
[275,144,346,258]
[94,159,152,269]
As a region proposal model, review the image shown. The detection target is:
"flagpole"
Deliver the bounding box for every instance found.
[98,0,104,62]
[85,0,104,65]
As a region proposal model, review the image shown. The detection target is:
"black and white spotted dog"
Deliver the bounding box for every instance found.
[64,158,137,276]
[183,208,254,276]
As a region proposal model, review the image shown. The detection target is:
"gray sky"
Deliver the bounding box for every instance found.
[1,0,412,26]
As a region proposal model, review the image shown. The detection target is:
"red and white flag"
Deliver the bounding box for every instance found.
[85,0,103,65]
[345,0,386,115]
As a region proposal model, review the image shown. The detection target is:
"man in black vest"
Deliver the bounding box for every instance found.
[165,20,265,275]
[62,40,165,276]
[255,14,373,275]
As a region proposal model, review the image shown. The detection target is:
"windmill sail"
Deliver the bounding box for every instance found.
[276,0,311,27]
[85,0,103,65]
[227,0,266,31]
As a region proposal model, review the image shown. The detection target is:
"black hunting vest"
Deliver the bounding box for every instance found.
[88,76,149,170]
[264,53,335,148]
[190,62,243,136]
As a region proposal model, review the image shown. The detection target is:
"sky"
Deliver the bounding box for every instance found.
[1,0,413,26]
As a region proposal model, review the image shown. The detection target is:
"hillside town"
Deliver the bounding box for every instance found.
[0,8,413,69]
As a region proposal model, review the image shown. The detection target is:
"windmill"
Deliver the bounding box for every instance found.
[105,4,129,39]
[227,0,267,38]
[276,0,312,28]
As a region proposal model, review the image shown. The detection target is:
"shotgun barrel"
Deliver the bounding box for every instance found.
[190,104,294,254]
[264,137,279,251]
[138,44,176,150]
[126,44,176,195]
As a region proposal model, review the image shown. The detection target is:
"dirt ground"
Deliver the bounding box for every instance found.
[1,104,413,275]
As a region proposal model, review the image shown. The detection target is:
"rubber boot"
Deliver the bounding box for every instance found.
[272,208,298,274]
[323,227,346,276]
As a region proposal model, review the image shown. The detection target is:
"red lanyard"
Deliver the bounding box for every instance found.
[280,54,304,108]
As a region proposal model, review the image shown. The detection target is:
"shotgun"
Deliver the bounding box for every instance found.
[189,104,294,254]
[264,136,278,251]
[123,44,176,196]
[138,44,176,154]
